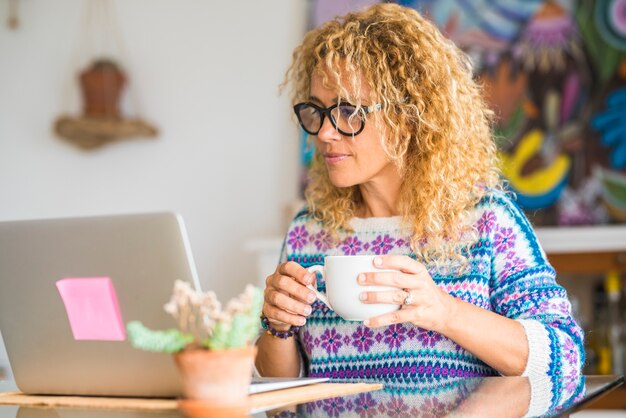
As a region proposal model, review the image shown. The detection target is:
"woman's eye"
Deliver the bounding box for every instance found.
[338,106,357,119]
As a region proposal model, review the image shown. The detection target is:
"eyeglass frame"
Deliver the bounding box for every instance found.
[293,101,382,137]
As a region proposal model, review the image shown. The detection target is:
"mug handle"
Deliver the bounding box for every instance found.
[306,265,331,310]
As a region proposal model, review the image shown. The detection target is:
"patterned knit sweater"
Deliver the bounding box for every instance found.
[280,191,584,388]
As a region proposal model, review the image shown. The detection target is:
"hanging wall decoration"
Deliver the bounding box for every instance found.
[53,0,157,150]
[6,0,19,29]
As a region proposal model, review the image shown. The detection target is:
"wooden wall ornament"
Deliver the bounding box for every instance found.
[53,0,158,150]
[7,0,19,29]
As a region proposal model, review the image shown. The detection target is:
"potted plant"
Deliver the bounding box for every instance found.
[80,58,127,119]
[126,280,263,407]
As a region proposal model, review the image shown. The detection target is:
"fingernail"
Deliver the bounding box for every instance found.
[307,293,316,303]
[299,318,306,326]
[358,274,365,283]
[374,257,382,266]
[304,306,312,315]
[359,293,366,301]
[306,274,314,284]
[363,319,371,327]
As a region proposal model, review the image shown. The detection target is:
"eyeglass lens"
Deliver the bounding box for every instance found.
[297,104,363,135]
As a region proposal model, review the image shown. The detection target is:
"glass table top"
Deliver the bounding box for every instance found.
[0,374,623,417]
[260,374,624,418]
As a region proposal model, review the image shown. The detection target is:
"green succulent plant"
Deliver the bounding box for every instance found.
[127,283,263,353]
[126,321,192,353]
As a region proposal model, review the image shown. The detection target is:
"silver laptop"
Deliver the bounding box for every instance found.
[0,213,326,398]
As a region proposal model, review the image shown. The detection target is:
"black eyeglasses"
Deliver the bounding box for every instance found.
[293,102,382,137]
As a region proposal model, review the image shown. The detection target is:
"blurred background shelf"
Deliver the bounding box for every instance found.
[536,225,626,274]
[537,225,626,255]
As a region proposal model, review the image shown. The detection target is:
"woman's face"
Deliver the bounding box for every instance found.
[309,71,398,189]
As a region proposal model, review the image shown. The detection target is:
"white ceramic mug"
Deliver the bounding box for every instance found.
[306,255,400,321]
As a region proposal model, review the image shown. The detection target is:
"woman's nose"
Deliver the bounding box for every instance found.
[316,116,342,142]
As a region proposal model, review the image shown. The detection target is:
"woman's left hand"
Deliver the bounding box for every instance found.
[358,254,456,332]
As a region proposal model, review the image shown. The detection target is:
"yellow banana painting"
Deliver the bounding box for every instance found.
[499,129,571,209]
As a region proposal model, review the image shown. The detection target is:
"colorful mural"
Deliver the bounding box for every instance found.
[302,0,626,226]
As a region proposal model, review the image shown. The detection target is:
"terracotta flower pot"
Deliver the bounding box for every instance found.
[174,346,257,405]
[79,59,126,119]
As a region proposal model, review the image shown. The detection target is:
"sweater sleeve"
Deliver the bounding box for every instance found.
[483,193,585,377]
[277,214,309,377]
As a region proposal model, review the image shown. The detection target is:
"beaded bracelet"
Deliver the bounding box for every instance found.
[260,314,300,339]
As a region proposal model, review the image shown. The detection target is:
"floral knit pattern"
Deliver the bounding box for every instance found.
[279,191,584,388]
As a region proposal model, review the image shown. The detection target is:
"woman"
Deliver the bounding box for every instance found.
[256,4,583,384]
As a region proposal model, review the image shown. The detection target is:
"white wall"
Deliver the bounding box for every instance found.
[0,0,307,299]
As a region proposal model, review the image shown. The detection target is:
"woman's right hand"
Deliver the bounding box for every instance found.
[263,261,318,332]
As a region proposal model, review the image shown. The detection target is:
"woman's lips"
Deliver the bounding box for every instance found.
[324,153,350,164]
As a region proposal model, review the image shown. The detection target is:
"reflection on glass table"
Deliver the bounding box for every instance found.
[265,374,623,418]
[0,375,622,418]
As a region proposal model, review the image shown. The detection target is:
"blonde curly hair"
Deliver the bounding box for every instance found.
[283,3,502,265]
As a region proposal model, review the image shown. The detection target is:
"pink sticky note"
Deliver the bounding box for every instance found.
[56,277,126,341]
